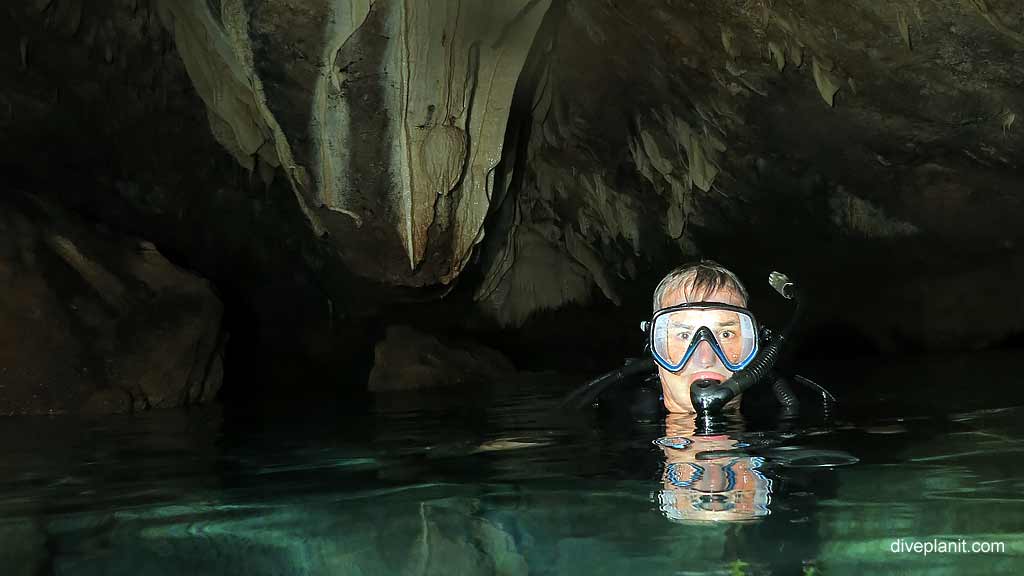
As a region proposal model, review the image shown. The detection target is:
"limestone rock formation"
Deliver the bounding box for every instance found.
[473,0,1024,351]
[157,0,551,287]
[0,192,224,415]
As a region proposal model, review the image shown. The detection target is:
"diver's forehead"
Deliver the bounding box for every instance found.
[660,286,746,309]
[666,310,741,326]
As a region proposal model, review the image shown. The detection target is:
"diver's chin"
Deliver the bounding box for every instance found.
[662,388,695,414]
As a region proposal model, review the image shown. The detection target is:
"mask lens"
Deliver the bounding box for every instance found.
[652,307,757,371]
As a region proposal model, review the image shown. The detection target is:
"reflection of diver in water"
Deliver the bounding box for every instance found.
[563,259,835,427]
[655,415,774,523]
[652,413,859,524]
[649,413,852,574]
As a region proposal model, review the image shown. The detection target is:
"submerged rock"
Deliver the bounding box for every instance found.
[368,325,516,392]
[0,192,224,415]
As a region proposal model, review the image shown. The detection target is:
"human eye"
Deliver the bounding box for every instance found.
[719,330,735,339]
[674,330,691,341]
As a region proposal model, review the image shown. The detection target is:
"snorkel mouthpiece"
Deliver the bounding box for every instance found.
[690,378,732,413]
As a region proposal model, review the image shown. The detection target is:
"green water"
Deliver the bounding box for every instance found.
[2,358,1023,575]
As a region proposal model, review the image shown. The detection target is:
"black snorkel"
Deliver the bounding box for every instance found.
[691,272,803,420]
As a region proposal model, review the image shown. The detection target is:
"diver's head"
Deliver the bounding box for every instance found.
[650,261,752,413]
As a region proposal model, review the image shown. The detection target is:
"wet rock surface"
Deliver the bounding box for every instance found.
[0,192,224,415]
[369,325,517,392]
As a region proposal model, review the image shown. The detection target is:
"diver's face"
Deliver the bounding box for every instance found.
[657,286,747,413]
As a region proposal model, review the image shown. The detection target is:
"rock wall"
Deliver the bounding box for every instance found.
[4,0,1024,383]
[2,0,386,407]
[0,192,224,415]
[473,0,1024,352]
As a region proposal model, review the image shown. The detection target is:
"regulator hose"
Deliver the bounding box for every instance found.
[771,373,801,419]
[561,357,654,410]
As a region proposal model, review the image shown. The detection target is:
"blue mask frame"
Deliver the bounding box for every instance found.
[642,302,760,373]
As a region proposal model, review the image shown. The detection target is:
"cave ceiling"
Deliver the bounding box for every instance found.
[3,0,1024,352]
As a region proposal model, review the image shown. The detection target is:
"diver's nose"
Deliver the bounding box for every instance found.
[696,340,716,367]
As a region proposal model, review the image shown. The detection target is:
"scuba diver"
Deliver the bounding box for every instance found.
[647,260,759,414]
[563,259,835,426]
[556,259,853,574]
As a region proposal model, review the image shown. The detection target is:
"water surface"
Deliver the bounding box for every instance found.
[2,353,1023,575]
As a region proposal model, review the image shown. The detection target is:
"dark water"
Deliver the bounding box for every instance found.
[2,352,1024,575]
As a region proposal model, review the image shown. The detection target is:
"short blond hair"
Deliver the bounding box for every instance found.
[652,260,749,311]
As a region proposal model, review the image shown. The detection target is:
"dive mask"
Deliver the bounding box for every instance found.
[642,303,759,373]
